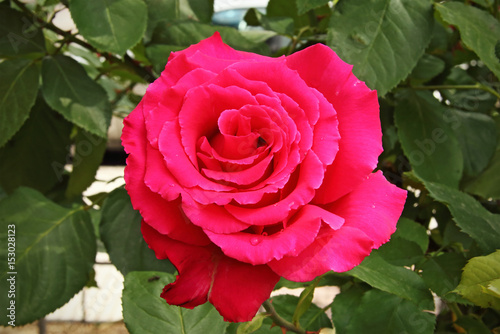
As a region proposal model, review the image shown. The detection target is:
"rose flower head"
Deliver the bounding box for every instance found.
[121,33,407,322]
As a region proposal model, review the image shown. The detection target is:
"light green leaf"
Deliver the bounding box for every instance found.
[449,109,497,177]
[69,0,148,55]
[485,278,500,299]
[345,290,436,334]
[395,90,463,188]
[65,129,107,199]
[435,2,500,79]
[0,98,72,194]
[348,253,435,310]
[0,4,46,56]
[122,271,228,334]
[454,250,500,310]
[271,294,332,331]
[0,59,39,148]
[0,187,96,325]
[425,182,500,254]
[41,55,112,138]
[100,188,175,275]
[236,313,267,334]
[327,0,434,95]
[296,0,330,15]
[292,277,319,326]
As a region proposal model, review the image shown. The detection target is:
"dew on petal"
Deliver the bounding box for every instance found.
[250,236,262,246]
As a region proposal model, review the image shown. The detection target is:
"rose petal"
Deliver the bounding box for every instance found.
[286,44,382,203]
[225,151,324,225]
[122,102,209,245]
[325,170,407,248]
[142,222,279,322]
[204,205,327,265]
[268,225,374,281]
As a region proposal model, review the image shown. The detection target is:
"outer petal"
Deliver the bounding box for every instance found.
[204,205,327,265]
[268,225,374,281]
[286,44,382,203]
[142,222,280,322]
[325,170,407,248]
[122,101,209,245]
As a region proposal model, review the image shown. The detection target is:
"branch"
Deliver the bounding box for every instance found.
[12,0,156,83]
[262,300,307,334]
[411,83,500,100]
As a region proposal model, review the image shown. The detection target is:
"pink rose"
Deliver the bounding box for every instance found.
[122,33,407,322]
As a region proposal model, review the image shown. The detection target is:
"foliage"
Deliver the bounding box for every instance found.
[0,0,499,332]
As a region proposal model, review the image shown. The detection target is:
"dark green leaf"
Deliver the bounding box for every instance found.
[465,116,500,199]
[144,0,178,41]
[0,187,96,325]
[296,0,330,15]
[376,237,424,266]
[122,271,228,334]
[330,285,366,333]
[455,316,492,334]
[187,0,214,23]
[420,253,467,301]
[409,54,446,83]
[435,2,500,79]
[495,40,500,62]
[345,290,436,334]
[0,58,39,148]
[327,0,434,95]
[454,250,500,310]
[0,98,72,194]
[0,4,46,57]
[65,129,107,199]
[267,0,309,31]
[425,182,500,254]
[271,295,332,331]
[449,109,497,177]
[145,44,184,74]
[395,90,463,187]
[393,218,429,253]
[348,253,435,310]
[69,0,148,55]
[100,187,175,275]
[151,20,268,55]
[41,55,112,138]
[261,16,294,36]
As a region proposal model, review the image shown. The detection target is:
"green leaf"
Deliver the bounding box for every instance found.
[187,0,214,23]
[296,0,330,15]
[393,218,429,253]
[330,285,366,333]
[236,313,267,334]
[145,44,184,74]
[122,271,228,334]
[465,116,500,199]
[267,0,309,32]
[376,237,424,267]
[348,253,435,310]
[0,58,40,148]
[0,98,72,194]
[100,187,175,275]
[0,187,96,326]
[435,2,500,79]
[345,290,436,334]
[424,182,500,254]
[65,129,107,199]
[454,250,500,310]
[151,20,268,54]
[449,109,497,177]
[485,278,500,299]
[395,90,463,187]
[0,4,46,57]
[454,316,492,334]
[420,253,467,301]
[69,0,147,55]
[292,277,319,327]
[271,295,332,331]
[409,54,446,83]
[41,55,112,138]
[327,0,434,95]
